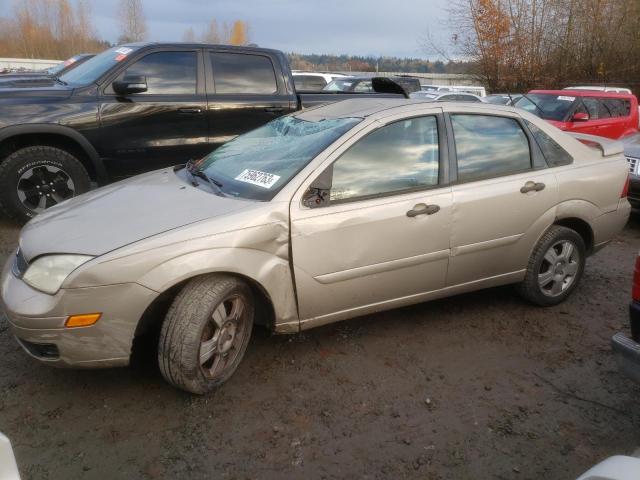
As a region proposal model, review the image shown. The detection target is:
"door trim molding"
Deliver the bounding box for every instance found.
[314,249,450,284]
[451,233,523,257]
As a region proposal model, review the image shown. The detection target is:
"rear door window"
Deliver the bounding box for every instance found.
[452,114,531,182]
[210,52,277,94]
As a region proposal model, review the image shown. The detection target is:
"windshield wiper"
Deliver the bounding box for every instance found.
[192,170,226,197]
[184,158,226,196]
[520,93,544,116]
[52,76,67,86]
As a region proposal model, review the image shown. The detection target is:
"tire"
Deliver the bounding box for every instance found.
[0,146,91,223]
[158,275,254,394]
[517,225,586,306]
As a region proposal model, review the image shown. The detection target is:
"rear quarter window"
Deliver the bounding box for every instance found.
[525,120,573,167]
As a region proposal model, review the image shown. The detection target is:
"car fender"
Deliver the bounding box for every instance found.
[555,198,602,223]
[136,247,299,329]
[0,123,108,182]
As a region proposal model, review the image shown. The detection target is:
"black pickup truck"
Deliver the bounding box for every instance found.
[0,42,406,222]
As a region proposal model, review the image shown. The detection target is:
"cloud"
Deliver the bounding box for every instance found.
[81,0,451,58]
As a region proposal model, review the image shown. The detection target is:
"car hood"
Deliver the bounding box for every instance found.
[19,169,254,260]
[0,80,72,97]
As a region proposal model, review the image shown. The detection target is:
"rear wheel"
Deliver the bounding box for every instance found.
[0,146,91,223]
[158,275,254,394]
[517,225,586,306]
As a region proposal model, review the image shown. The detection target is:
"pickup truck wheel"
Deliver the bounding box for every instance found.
[517,226,586,306]
[158,275,254,394]
[0,146,91,223]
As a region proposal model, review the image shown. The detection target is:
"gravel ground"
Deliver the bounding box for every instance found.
[0,215,639,480]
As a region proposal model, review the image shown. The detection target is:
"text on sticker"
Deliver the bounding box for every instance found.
[235,169,281,189]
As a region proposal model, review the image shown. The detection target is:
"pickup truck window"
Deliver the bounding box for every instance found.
[452,114,531,182]
[195,116,360,201]
[114,51,197,94]
[329,116,439,202]
[210,52,277,94]
[580,97,611,120]
[60,45,141,86]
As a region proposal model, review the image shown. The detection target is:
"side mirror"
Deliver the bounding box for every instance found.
[303,165,333,209]
[572,112,590,122]
[112,75,147,95]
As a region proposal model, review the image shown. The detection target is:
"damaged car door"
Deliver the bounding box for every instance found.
[290,112,452,324]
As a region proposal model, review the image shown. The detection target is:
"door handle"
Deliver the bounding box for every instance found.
[265,106,284,114]
[520,181,545,193]
[407,203,440,217]
[178,107,203,114]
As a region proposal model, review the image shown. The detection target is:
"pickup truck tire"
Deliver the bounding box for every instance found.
[517,226,586,306]
[158,275,255,394]
[0,146,91,223]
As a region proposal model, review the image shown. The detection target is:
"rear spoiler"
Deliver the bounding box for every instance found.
[371,77,410,98]
[568,132,624,157]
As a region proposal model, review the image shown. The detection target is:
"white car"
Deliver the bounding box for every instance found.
[420,84,487,97]
[292,71,347,91]
[0,433,20,480]
[565,86,632,94]
[577,454,640,480]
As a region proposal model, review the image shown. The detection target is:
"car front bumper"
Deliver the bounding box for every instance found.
[629,175,640,210]
[0,257,158,368]
[611,301,640,383]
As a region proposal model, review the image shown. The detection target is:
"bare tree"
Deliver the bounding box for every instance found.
[1,0,108,59]
[182,26,196,42]
[202,19,220,43]
[117,0,147,44]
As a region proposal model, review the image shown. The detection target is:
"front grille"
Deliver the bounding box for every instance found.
[627,156,639,175]
[11,249,28,278]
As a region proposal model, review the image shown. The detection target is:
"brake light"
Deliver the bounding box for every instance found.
[621,173,629,198]
[633,256,640,301]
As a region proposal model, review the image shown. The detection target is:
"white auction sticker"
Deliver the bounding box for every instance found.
[557,96,575,101]
[115,47,133,55]
[235,169,281,189]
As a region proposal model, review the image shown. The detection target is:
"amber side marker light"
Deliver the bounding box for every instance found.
[65,313,102,328]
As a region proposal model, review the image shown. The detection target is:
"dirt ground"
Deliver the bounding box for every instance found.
[0,215,639,480]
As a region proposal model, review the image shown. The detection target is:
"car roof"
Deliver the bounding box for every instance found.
[530,89,635,99]
[295,98,515,121]
[121,42,284,56]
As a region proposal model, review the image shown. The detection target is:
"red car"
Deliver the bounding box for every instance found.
[514,89,639,139]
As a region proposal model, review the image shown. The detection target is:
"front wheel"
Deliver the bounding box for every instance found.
[0,146,91,223]
[158,275,254,394]
[517,226,586,306]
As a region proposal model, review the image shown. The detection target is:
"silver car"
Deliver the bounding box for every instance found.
[0,100,631,394]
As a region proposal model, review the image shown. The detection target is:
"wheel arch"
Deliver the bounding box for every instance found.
[131,271,278,364]
[553,217,594,254]
[0,124,108,183]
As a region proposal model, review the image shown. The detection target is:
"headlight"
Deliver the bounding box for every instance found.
[22,255,93,295]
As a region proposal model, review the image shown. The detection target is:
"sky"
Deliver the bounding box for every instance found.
[68,0,452,59]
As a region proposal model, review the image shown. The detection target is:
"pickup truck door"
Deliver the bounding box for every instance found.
[290,112,452,324]
[205,50,296,146]
[98,48,210,178]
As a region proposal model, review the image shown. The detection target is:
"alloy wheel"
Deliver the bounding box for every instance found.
[538,239,580,297]
[16,165,75,213]
[199,295,248,380]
